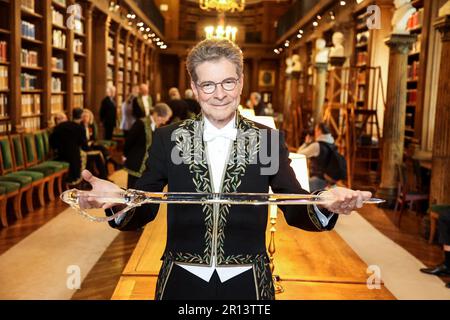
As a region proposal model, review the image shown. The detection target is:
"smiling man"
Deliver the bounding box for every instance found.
[79,39,371,300]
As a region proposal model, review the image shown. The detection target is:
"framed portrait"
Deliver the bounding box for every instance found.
[258,70,275,87]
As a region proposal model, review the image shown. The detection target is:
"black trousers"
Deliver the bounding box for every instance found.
[438,211,450,245]
[103,124,114,140]
[160,264,258,300]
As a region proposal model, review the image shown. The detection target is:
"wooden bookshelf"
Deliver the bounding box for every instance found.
[0,0,11,134]
[1,0,160,134]
[20,0,45,132]
[403,0,432,145]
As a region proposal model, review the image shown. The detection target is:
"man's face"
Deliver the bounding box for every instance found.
[140,85,149,96]
[155,114,171,127]
[191,58,243,128]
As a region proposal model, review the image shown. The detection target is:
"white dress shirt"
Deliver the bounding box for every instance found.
[176,115,253,283]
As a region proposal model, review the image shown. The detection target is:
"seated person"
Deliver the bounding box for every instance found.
[420,207,450,289]
[297,123,339,192]
[49,109,89,184]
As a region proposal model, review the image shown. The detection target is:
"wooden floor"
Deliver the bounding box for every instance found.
[0,182,448,299]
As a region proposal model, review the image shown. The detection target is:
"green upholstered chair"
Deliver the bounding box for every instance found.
[21,133,59,202]
[34,130,69,195]
[0,135,34,219]
[10,134,47,208]
[0,181,21,227]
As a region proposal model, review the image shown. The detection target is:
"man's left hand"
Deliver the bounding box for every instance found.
[319,187,372,215]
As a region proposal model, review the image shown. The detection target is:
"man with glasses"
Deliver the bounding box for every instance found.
[79,39,372,300]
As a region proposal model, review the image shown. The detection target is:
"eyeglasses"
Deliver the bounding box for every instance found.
[196,77,240,94]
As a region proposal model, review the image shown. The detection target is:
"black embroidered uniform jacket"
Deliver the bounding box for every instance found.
[108,114,338,300]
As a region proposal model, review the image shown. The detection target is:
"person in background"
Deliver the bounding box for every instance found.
[49,108,88,184]
[121,85,140,137]
[249,92,267,116]
[297,122,337,192]
[183,88,201,116]
[132,83,153,119]
[100,85,117,140]
[420,208,450,289]
[167,87,189,123]
[123,103,172,188]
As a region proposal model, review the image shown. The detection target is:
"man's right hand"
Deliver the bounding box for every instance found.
[78,169,123,210]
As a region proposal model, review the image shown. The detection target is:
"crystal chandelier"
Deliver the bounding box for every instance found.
[204,12,237,42]
[199,0,245,13]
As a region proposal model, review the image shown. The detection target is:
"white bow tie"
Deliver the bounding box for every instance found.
[203,127,237,142]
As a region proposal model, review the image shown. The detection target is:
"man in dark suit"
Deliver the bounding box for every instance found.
[79,39,372,300]
[124,103,172,188]
[49,108,88,184]
[167,87,189,123]
[132,83,153,119]
[99,86,117,140]
[183,88,201,116]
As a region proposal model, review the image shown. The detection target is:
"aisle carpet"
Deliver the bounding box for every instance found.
[0,170,126,299]
[335,212,450,300]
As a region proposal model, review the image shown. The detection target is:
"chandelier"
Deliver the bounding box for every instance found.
[204,12,237,42]
[199,0,245,13]
[204,25,238,42]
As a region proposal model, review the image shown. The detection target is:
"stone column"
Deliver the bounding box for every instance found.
[377,34,417,205]
[430,14,450,205]
[312,62,328,123]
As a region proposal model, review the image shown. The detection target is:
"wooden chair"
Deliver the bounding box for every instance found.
[394,163,429,226]
[10,134,47,208]
[0,135,34,219]
[35,130,69,195]
[428,204,450,244]
[21,133,58,202]
[0,181,21,227]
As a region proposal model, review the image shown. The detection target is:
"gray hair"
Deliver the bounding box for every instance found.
[152,102,172,118]
[251,92,261,103]
[185,88,194,99]
[186,39,243,83]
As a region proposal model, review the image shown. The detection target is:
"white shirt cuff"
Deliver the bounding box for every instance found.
[313,205,335,227]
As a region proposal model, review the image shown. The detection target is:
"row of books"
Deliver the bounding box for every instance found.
[356,52,368,66]
[407,89,418,104]
[0,123,11,134]
[51,57,64,70]
[74,39,83,54]
[51,77,63,92]
[356,31,369,46]
[74,19,84,35]
[52,6,65,26]
[73,94,84,109]
[73,76,83,92]
[118,43,125,55]
[21,94,41,116]
[407,61,420,81]
[21,0,35,12]
[21,49,39,67]
[0,66,8,90]
[51,95,64,114]
[21,72,38,90]
[118,57,124,69]
[107,51,114,65]
[108,36,114,50]
[0,41,7,63]
[53,0,67,7]
[21,21,36,40]
[73,61,80,74]
[53,29,67,48]
[117,71,124,82]
[0,94,8,118]
[411,34,422,54]
[107,67,113,80]
[407,8,424,30]
[22,117,41,132]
